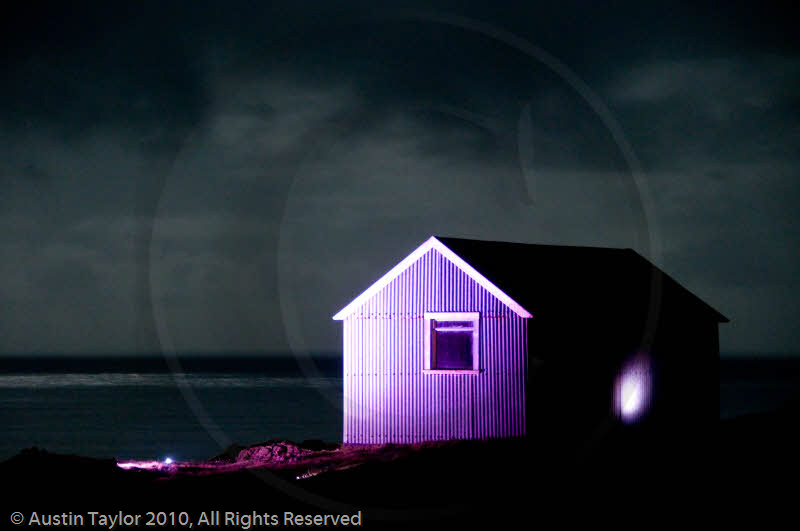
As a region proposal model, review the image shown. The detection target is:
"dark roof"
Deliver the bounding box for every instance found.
[436,236,729,323]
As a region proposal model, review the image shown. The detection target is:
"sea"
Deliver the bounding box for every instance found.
[1,354,799,462]
[0,356,343,462]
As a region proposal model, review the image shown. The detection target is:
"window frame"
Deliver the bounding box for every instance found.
[423,312,481,374]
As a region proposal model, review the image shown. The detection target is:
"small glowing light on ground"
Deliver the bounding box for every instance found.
[615,354,652,424]
[164,457,173,465]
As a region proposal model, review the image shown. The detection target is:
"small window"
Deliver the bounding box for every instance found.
[424,312,479,373]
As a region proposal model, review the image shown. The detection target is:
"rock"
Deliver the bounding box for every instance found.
[235,440,315,464]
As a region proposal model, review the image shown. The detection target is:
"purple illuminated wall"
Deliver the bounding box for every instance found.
[342,248,528,444]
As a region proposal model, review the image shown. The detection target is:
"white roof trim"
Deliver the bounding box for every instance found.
[332,236,533,320]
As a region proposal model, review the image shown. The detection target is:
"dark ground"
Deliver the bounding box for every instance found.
[4,407,798,528]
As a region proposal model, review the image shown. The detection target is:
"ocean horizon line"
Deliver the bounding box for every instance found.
[0,353,342,375]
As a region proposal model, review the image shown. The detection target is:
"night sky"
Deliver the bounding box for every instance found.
[1,2,797,357]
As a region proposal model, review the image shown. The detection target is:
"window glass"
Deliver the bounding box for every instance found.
[434,330,473,369]
[424,312,479,372]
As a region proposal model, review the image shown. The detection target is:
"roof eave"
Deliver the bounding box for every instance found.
[625,249,729,323]
[332,236,533,320]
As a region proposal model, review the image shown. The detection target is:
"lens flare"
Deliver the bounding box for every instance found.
[615,354,651,423]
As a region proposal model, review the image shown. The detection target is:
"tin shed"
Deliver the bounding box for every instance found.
[332,236,727,444]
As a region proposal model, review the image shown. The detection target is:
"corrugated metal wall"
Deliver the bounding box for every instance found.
[343,248,528,444]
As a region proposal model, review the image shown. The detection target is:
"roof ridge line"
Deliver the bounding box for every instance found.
[332,236,533,320]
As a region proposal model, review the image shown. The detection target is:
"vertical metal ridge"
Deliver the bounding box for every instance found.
[342,247,527,443]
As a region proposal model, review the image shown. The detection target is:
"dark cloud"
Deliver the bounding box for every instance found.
[0,2,798,355]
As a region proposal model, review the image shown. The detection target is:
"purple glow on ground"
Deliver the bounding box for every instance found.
[116,460,177,470]
[615,354,652,424]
